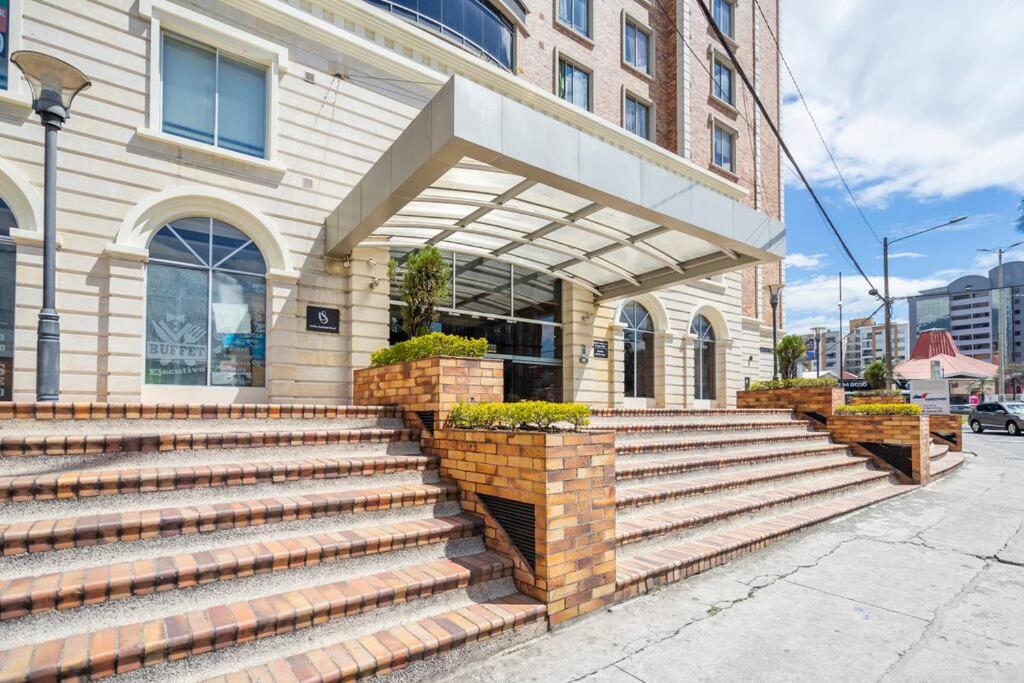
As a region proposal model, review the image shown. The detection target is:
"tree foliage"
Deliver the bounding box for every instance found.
[774,334,807,380]
[390,246,452,337]
[863,360,887,390]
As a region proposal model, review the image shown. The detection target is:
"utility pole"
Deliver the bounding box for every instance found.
[838,273,844,379]
[979,241,1023,401]
[872,216,968,389]
[812,326,827,377]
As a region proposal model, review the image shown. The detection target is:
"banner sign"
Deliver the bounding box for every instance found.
[0,0,9,92]
[910,379,951,415]
[306,306,340,333]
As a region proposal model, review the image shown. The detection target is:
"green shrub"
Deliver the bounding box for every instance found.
[852,389,904,397]
[446,401,591,432]
[834,403,923,416]
[370,333,487,367]
[774,334,807,380]
[863,360,887,390]
[747,377,837,391]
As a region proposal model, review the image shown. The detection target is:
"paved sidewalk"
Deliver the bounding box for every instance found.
[450,433,1024,682]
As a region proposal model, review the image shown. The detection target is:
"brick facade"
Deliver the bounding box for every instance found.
[826,415,931,485]
[736,387,845,418]
[352,357,504,428]
[425,429,618,626]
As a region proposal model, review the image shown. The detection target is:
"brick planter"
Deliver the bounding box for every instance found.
[425,428,617,627]
[736,387,845,420]
[353,356,504,430]
[928,414,963,453]
[827,414,930,484]
[848,394,908,405]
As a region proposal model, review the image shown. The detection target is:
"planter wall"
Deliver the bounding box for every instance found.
[425,428,617,627]
[353,356,504,430]
[736,387,845,420]
[827,414,930,484]
[928,414,963,453]
[848,394,909,405]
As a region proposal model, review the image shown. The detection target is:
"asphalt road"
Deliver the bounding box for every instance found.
[451,432,1024,682]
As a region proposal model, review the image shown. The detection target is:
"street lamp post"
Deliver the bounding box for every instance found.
[873,216,968,389]
[812,326,827,377]
[978,241,1024,401]
[767,283,785,380]
[10,51,91,402]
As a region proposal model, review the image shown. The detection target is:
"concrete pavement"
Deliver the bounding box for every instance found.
[449,433,1024,682]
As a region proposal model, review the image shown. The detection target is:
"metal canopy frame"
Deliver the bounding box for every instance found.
[325,76,785,301]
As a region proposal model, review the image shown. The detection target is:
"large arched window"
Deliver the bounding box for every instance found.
[0,199,16,401]
[145,218,267,387]
[691,314,716,400]
[621,300,654,398]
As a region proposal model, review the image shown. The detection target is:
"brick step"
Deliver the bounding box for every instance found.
[592,419,809,435]
[616,455,872,509]
[0,482,458,556]
[0,427,418,458]
[615,483,915,601]
[0,454,438,502]
[211,593,546,683]
[617,468,894,547]
[616,444,850,482]
[0,552,513,681]
[615,431,832,457]
[590,408,792,418]
[0,514,483,621]
[0,402,400,422]
[930,452,965,479]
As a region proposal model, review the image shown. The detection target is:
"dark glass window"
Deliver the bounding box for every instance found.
[624,21,649,74]
[558,59,590,111]
[620,301,654,398]
[558,0,589,36]
[456,254,511,316]
[513,269,561,322]
[713,0,734,38]
[0,197,16,401]
[691,314,716,400]
[625,95,650,140]
[713,57,734,104]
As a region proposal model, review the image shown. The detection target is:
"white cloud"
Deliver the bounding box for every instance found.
[781,1,1024,205]
[886,252,924,260]
[783,252,826,269]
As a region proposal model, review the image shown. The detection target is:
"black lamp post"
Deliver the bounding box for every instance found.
[10,51,91,402]
[767,282,785,380]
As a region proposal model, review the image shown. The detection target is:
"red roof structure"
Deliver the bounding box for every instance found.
[895,329,998,380]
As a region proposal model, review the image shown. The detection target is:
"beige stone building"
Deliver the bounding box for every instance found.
[0,0,784,408]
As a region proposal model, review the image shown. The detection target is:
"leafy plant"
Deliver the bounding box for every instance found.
[446,401,591,432]
[834,403,923,416]
[370,332,487,367]
[774,334,807,380]
[390,246,451,337]
[863,360,887,390]
[747,377,837,391]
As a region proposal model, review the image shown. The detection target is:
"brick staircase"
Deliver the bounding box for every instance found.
[588,408,964,602]
[0,404,545,682]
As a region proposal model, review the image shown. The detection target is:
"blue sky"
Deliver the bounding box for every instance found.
[778,0,1024,334]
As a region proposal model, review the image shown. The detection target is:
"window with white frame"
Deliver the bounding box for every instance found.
[712,122,735,172]
[557,0,589,37]
[624,19,650,75]
[625,95,650,140]
[712,56,734,105]
[712,0,734,38]
[558,58,590,110]
[162,33,267,158]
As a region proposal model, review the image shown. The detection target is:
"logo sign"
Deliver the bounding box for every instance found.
[842,378,870,391]
[592,340,609,359]
[910,379,951,415]
[306,305,340,333]
[0,0,9,91]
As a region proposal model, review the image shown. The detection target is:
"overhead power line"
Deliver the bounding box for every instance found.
[688,0,879,297]
[751,0,882,246]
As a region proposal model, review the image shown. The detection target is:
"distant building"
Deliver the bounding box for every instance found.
[800,317,908,377]
[907,262,1024,364]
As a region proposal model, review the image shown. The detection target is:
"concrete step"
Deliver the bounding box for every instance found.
[931,452,965,479]
[615,430,833,459]
[0,481,458,556]
[590,408,792,420]
[609,423,816,445]
[616,444,851,482]
[0,402,399,424]
[592,418,809,435]
[210,593,547,683]
[617,468,895,554]
[930,443,950,461]
[0,551,513,680]
[0,427,418,458]
[616,455,873,510]
[0,513,483,621]
[615,482,915,601]
[0,453,438,502]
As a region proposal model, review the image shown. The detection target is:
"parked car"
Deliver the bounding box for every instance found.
[969,402,1024,435]
[950,404,972,415]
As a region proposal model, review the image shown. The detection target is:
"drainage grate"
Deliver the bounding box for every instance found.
[478,494,536,570]
[416,411,436,432]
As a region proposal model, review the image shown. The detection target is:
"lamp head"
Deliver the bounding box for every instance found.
[766,282,784,304]
[10,51,91,126]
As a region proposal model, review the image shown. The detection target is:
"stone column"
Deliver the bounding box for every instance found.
[101,244,148,402]
[343,245,390,400]
[266,270,300,403]
[609,321,626,406]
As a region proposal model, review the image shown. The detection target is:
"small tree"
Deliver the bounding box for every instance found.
[390,246,452,337]
[863,360,887,390]
[774,334,807,380]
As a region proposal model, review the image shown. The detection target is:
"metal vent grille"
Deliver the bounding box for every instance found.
[416,411,435,432]
[478,494,536,570]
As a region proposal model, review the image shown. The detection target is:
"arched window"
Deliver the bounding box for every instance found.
[620,300,654,398]
[145,217,267,387]
[691,314,716,400]
[0,198,17,401]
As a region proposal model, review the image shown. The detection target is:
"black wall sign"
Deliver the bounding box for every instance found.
[306,306,340,333]
[841,378,870,391]
[592,340,609,359]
